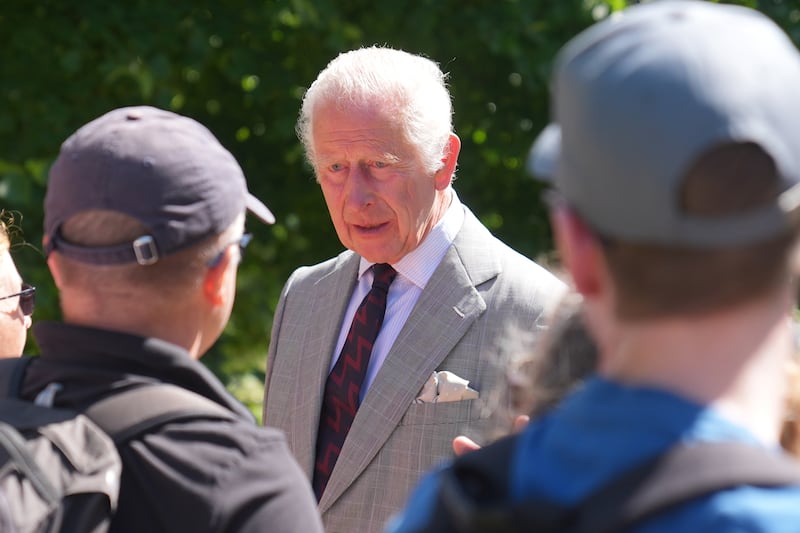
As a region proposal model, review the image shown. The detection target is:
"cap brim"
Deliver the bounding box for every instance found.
[526,123,561,182]
[246,193,276,225]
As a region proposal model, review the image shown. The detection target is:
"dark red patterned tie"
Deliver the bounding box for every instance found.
[312,263,397,500]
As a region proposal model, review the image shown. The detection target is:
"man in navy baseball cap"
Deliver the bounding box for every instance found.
[44,105,274,265]
[23,106,323,533]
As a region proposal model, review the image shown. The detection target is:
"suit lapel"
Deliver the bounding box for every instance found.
[318,209,501,512]
[288,253,359,478]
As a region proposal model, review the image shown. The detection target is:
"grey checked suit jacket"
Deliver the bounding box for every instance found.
[263,207,565,532]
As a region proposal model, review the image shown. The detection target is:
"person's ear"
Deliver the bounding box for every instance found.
[434,134,461,191]
[46,254,63,289]
[551,207,605,297]
[203,248,233,307]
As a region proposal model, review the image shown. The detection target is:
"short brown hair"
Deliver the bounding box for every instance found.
[52,210,233,294]
[601,142,797,319]
[492,294,598,435]
[520,296,597,420]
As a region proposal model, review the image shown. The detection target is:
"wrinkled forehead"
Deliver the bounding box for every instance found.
[312,104,414,156]
[313,92,406,125]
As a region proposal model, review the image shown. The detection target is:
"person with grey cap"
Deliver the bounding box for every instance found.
[388,2,800,531]
[15,106,323,533]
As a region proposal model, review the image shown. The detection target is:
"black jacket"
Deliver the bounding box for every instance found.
[23,321,323,533]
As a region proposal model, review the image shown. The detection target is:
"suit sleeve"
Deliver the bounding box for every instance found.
[262,271,295,426]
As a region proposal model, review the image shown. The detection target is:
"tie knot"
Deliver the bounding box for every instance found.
[371,263,397,292]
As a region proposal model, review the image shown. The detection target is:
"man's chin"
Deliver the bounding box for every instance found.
[351,246,400,265]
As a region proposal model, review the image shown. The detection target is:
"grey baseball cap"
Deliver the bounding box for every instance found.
[528,0,800,247]
[45,106,274,265]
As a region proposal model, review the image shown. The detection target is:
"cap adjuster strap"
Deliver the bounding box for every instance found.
[46,230,161,266]
[133,236,159,265]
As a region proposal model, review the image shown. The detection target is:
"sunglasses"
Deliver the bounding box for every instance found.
[207,233,253,268]
[0,283,35,316]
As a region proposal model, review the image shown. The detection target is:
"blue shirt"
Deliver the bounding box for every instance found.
[387,377,800,532]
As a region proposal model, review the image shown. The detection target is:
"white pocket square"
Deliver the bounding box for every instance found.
[414,371,479,404]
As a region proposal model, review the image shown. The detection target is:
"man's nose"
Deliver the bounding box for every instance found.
[344,164,376,207]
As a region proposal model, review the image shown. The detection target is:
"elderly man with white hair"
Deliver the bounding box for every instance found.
[263,46,565,532]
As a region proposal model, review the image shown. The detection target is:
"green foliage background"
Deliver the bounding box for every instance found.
[1,0,798,419]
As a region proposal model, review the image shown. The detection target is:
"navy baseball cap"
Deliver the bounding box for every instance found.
[529,1,800,247]
[45,106,274,265]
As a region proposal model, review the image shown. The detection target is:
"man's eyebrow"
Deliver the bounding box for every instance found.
[379,152,401,163]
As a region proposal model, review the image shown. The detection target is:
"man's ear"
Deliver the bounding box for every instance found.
[551,207,605,298]
[46,254,63,290]
[203,249,232,307]
[434,133,461,191]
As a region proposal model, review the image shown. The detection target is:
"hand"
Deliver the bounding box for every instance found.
[451,415,530,456]
[452,435,481,456]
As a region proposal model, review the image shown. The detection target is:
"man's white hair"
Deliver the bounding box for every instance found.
[297,46,455,177]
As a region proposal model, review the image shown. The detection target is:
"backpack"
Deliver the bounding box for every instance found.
[422,432,800,533]
[0,356,236,533]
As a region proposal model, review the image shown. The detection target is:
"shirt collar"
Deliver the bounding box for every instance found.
[358,189,464,289]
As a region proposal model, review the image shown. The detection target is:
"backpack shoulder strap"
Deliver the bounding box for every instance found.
[438,438,800,533]
[432,433,572,532]
[85,384,237,445]
[572,441,800,533]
